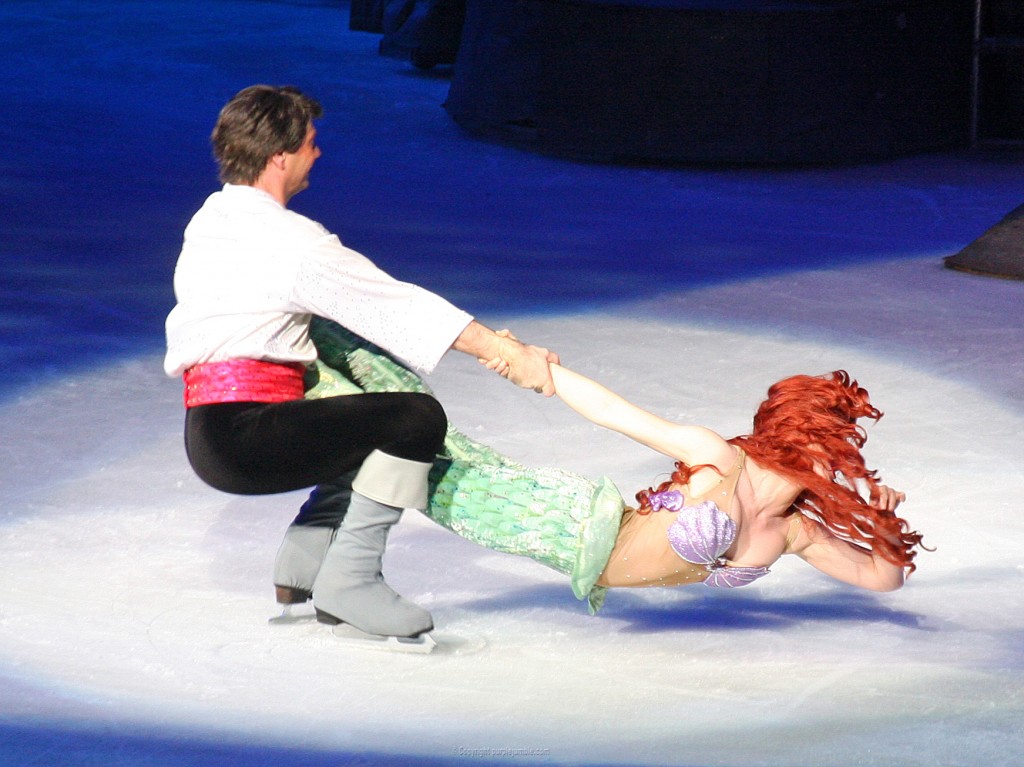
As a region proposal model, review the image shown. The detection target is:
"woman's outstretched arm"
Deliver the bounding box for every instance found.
[549,364,733,467]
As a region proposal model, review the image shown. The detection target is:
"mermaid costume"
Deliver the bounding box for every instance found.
[305,318,624,613]
[306,318,776,613]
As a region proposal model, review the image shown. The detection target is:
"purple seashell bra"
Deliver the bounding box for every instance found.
[647,489,684,512]
[649,490,770,588]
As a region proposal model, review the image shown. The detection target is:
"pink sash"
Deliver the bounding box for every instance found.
[183,359,306,408]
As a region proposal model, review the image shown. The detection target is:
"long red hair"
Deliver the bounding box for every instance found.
[636,371,925,574]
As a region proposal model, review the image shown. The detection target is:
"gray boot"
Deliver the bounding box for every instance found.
[312,451,434,638]
[272,471,356,604]
[273,525,336,605]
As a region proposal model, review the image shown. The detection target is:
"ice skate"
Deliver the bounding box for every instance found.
[312,493,434,638]
[329,622,437,654]
[312,451,436,640]
[268,601,317,625]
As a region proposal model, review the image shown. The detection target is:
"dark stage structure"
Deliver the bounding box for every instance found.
[948,0,1024,281]
[442,0,976,164]
[355,0,1021,278]
[945,204,1024,280]
[356,0,1024,165]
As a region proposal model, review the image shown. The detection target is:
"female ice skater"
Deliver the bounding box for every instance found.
[548,363,920,594]
[307,323,925,617]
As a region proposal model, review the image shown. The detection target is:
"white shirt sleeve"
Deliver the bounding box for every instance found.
[164,185,472,377]
[293,232,472,374]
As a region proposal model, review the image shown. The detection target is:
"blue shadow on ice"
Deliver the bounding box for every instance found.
[0,721,640,767]
[605,590,927,634]
[456,584,926,634]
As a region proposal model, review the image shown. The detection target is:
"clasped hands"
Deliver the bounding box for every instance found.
[481,329,559,396]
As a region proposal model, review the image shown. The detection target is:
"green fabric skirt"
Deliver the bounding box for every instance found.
[305,318,624,613]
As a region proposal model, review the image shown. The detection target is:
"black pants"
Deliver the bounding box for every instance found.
[184,392,447,496]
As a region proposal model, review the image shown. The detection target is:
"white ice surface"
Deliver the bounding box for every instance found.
[1,258,1022,766]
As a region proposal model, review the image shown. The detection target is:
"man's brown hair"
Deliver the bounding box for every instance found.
[211,85,323,184]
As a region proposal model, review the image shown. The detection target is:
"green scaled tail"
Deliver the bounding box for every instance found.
[306,318,624,613]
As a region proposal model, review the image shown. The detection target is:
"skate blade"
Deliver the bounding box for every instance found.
[330,623,437,654]
[268,603,318,625]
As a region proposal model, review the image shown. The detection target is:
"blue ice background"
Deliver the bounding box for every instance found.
[2,0,1021,399]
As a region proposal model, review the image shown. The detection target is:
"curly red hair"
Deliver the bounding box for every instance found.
[636,371,925,574]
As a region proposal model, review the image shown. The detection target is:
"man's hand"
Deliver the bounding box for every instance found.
[496,334,559,395]
[477,329,559,396]
[453,322,559,396]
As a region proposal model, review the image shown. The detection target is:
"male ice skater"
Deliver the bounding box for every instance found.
[165,85,557,641]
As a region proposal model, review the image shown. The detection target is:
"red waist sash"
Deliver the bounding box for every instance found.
[183,359,306,408]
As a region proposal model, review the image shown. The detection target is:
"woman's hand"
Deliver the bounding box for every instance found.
[871,484,906,512]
